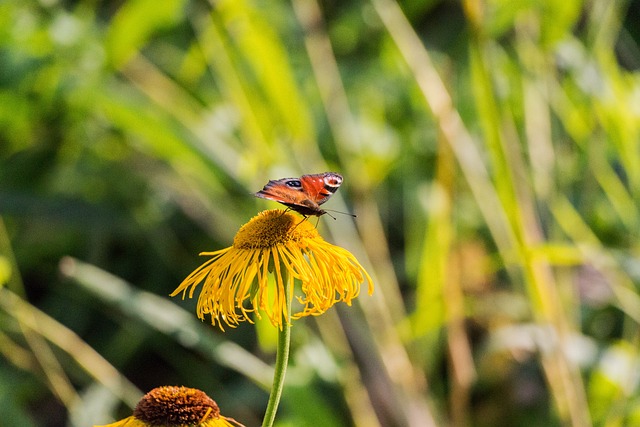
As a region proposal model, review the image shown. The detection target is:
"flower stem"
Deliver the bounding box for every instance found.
[261,270,291,427]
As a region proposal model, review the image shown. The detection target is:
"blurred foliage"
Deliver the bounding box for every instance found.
[1,0,640,426]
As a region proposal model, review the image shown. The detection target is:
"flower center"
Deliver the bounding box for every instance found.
[133,386,220,424]
[233,210,319,249]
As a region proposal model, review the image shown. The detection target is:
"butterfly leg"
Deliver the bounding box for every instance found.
[279,207,292,217]
[290,215,310,231]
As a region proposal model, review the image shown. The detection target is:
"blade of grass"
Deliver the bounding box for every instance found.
[0,288,142,408]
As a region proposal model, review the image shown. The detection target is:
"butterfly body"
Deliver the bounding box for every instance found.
[255,172,343,217]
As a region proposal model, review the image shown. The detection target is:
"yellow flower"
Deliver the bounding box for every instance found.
[171,209,373,330]
[95,386,244,427]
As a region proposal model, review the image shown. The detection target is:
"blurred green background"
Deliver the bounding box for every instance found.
[2,0,640,426]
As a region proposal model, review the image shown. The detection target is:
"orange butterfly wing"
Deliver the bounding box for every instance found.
[255,172,343,216]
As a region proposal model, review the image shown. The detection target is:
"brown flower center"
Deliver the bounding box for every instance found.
[133,386,220,425]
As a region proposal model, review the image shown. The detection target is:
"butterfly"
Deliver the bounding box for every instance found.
[255,172,348,218]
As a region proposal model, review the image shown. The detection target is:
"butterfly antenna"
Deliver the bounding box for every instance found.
[323,208,356,218]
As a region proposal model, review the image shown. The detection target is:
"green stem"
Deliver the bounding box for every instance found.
[261,272,292,427]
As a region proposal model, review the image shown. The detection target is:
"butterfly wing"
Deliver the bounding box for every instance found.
[255,177,307,205]
[255,172,343,216]
[299,172,343,206]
